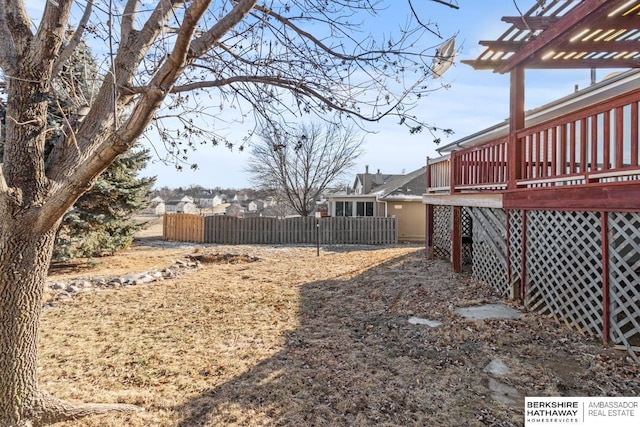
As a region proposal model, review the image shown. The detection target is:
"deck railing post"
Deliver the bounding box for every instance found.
[508,66,525,190]
[450,150,458,193]
[426,156,432,191]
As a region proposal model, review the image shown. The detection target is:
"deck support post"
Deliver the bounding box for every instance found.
[426,204,434,259]
[508,66,525,190]
[452,206,462,273]
[506,209,516,300]
[520,209,527,302]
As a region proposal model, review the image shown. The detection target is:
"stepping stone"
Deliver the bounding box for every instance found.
[455,303,522,320]
[408,316,442,328]
[483,358,510,377]
[488,378,522,406]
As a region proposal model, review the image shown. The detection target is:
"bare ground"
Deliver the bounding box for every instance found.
[40,222,640,426]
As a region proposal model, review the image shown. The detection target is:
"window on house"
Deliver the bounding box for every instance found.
[356,201,374,217]
[336,201,355,216]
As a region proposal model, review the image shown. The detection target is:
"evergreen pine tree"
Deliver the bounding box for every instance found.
[53,149,155,260]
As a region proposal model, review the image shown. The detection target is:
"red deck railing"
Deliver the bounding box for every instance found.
[426,155,451,192]
[452,136,508,190]
[426,87,640,193]
[517,88,640,188]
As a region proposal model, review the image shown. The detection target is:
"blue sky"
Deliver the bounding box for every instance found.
[143,0,599,189]
[24,1,601,189]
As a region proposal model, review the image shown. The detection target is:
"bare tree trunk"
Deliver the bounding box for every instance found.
[0,217,139,426]
[0,219,55,426]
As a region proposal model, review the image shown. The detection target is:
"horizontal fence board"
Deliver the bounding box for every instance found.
[164,214,397,245]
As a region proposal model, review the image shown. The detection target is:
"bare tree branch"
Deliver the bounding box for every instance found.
[247,122,364,216]
[189,0,258,59]
[52,0,94,77]
[120,0,139,45]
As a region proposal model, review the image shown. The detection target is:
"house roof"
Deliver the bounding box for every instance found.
[166,199,195,206]
[372,167,427,200]
[354,171,401,189]
[462,0,640,73]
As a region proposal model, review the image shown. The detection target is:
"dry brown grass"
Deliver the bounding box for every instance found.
[40,242,640,427]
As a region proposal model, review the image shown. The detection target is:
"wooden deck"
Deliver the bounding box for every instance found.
[426,85,640,211]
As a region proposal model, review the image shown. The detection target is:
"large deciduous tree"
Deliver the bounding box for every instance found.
[0,0,454,425]
[247,123,363,216]
[0,34,155,263]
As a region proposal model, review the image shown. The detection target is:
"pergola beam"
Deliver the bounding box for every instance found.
[462,57,640,70]
[496,0,613,73]
[479,40,640,53]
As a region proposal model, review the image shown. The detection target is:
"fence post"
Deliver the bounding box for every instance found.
[316,216,320,256]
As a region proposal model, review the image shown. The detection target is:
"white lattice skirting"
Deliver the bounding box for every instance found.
[470,207,508,296]
[465,207,640,362]
[525,211,603,338]
[608,212,640,360]
[433,205,451,259]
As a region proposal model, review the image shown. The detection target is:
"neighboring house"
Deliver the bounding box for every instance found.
[232,191,249,203]
[329,166,400,218]
[150,196,165,216]
[165,196,197,214]
[140,196,165,216]
[201,203,230,216]
[374,167,426,242]
[225,202,245,217]
[247,200,266,212]
[328,166,426,242]
[196,193,225,208]
[353,165,401,195]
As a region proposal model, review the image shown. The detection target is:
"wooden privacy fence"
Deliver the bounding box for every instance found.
[163,213,397,245]
[163,213,205,242]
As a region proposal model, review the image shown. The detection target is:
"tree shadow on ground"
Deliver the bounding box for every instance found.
[173,252,521,426]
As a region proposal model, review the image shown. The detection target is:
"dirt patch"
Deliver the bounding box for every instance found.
[187,252,261,264]
[40,242,640,426]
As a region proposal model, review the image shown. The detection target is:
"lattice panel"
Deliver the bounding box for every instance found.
[508,210,523,289]
[525,211,603,337]
[470,207,509,296]
[433,205,452,259]
[462,207,473,266]
[608,212,640,361]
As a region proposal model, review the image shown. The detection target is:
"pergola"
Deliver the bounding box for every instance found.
[463,0,640,72]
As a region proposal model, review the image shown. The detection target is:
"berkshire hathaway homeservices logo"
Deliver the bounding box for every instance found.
[525,397,639,426]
